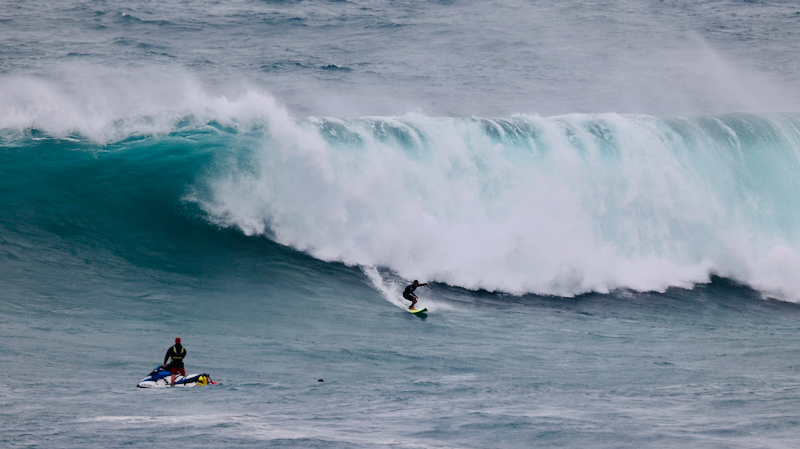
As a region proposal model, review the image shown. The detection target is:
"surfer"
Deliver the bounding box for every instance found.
[162,337,187,387]
[403,280,429,309]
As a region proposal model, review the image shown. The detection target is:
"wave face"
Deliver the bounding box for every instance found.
[6,91,798,300]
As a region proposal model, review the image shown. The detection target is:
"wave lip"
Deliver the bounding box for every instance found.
[0,73,285,144]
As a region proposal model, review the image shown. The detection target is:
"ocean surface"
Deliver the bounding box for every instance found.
[3,1,800,447]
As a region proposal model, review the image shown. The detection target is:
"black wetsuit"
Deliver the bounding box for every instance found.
[164,344,186,368]
[403,284,418,301]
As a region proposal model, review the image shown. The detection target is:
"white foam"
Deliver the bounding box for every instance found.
[195,110,800,301]
[84,413,453,448]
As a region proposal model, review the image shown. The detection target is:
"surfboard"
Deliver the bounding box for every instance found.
[407,307,427,314]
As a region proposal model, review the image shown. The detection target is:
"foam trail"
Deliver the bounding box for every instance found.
[362,267,408,309]
[193,111,800,301]
[362,267,451,311]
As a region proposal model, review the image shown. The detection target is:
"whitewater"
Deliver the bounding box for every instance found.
[3,0,800,448]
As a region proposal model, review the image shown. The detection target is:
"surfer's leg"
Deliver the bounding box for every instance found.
[170,373,176,387]
[409,297,417,309]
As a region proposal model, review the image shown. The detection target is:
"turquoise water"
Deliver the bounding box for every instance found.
[3,1,800,448]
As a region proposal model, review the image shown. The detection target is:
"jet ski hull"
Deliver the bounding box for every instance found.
[137,367,216,388]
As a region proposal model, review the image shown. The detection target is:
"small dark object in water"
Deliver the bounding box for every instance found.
[318,379,324,382]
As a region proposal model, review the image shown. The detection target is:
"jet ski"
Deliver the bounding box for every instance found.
[137,366,217,388]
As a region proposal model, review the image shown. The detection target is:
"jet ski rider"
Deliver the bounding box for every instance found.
[162,337,187,387]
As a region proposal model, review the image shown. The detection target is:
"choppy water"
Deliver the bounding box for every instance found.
[3,1,800,448]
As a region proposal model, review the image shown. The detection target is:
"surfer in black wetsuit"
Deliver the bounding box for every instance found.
[162,337,186,387]
[403,280,429,309]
